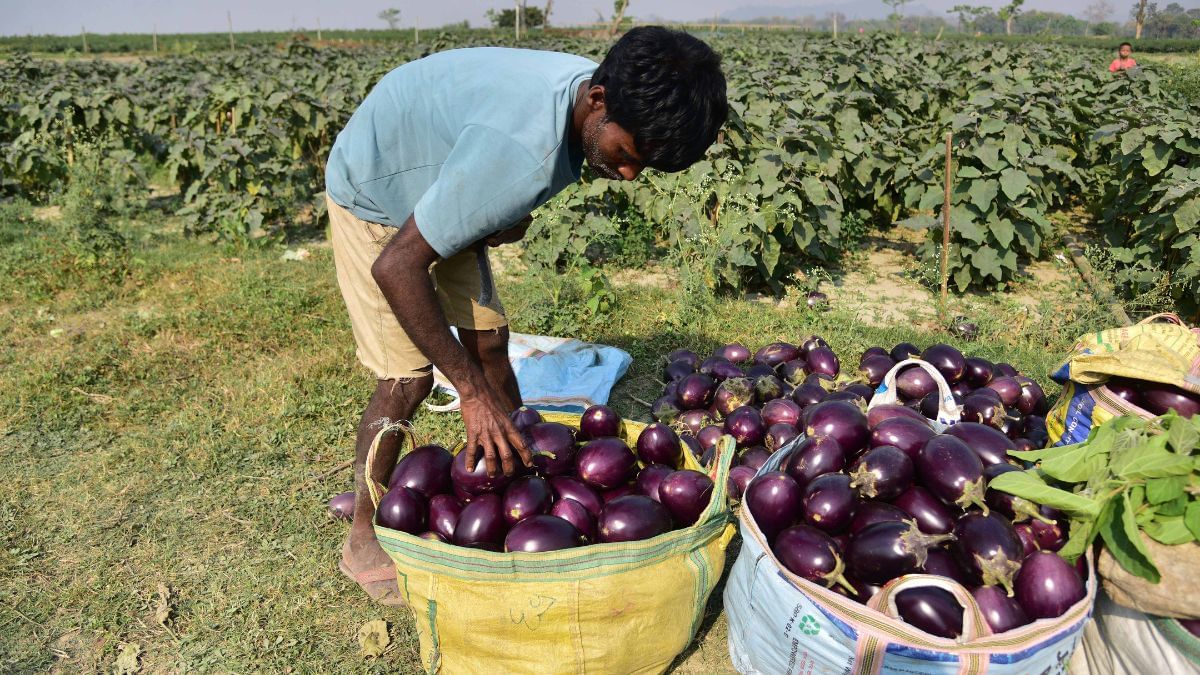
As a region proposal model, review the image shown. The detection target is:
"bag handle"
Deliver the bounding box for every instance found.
[855,574,991,674]
[1138,312,1186,326]
[364,420,417,510]
[868,358,960,430]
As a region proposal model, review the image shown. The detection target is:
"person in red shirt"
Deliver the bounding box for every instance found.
[1109,42,1138,73]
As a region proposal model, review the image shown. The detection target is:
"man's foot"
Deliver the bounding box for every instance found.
[339,535,406,607]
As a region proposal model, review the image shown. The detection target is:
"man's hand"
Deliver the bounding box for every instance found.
[460,386,531,476]
[486,215,532,247]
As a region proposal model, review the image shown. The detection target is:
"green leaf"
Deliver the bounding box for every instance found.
[969,179,999,212]
[1144,516,1196,545]
[971,246,1004,281]
[1036,442,1108,483]
[998,169,1030,201]
[1118,451,1194,479]
[1099,493,1160,583]
[1167,416,1200,454]
[1059,517,1095,562]
[987,471,1101,518]
[975,144,1003,172]
[957,165,982,179]
[1146,476,1187,505]
[1141,142,1171,177]
[991,218,1015,249]
[978,118,1005,135]
[1186,501,1200,540]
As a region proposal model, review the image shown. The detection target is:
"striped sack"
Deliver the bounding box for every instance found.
[365,412,736,674]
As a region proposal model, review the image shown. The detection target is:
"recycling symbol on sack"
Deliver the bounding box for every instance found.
[798,615,820,636]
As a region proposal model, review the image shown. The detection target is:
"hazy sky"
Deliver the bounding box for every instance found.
[2,0,1188,37]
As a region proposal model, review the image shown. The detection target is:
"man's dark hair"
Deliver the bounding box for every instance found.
[1119,42,1133,49]
[592,26,727,173]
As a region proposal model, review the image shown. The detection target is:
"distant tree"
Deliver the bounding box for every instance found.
[883,0,914,32]
[998,0,1026,35]
[1084,0,1115,29]
[487,6,545,29]
[378,8,401,30]
[1132,0,1149,38]
[948,4,993,32]
[543,0,554,27]
[608,0,630,37]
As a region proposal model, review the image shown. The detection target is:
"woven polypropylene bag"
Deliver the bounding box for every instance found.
[366,413,736,674]
[724,437,1097,675]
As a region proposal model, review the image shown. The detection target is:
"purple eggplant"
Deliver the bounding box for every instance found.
[778,359,809,386]
[893,486,959,535]
[746,363,778,380]
[961,394,1008,429]
[549,498,596,541]
[805,346,841,378]
[725,406,766,448]
[850,501,910,534]
[801,473,857,534]
[846,520,954,585]
[953,512,1023,594]
[916,436,988,512]
[944,422,1015,467]
[579,404,622,440]
[677,373,717,410]
[754,375,787,404]
[1014,522,1039,556]
[804,400,870,457]
[451,446,518,495]
[636,423,681,468]
[791,382,827,409]
[867,404,929,428]
[602,484,637,503]
[859,354,898,388]
[921,344,966,384]
[765,422,800,452]
[745,471,804,540]
[783,435,845,488]
[761,398,802,428]
[549,476,603,517]
[704,358,745,382]
[677,409,715,436]
[801,335,830,355]
[986,377,1023,407]
[453,493,506,549]
[1014,551,1086,620]
[897,366,938,401]
[993,363,1018,378]
[658,470,715,526]
[740,446,771,470]
[715,342,751,364]
[1139,382,1200,417]
[667,349,700,369]
[1014,377,1048,416]
[697,425,724,451]
[502,476,553,525]
[504,514,585,552]
[509,407,543,433]
[1104,377,1142,406]
[973,585,1031,634]
[664,359,695,382]
[597,495,673,542]
[388,444,452,497]
[870,417,936,459]
[524,422,578,477]
[376,486,428,534]
[890,342,921,363]
[773,524,854,592]
[728,465,757,500]
[983,464,1053,523]
[1029,510,1067,552]
[328,491,355,522]
[922,548,972,586]
[576,437,636,490]
[963,357,995,388]
[634,463,674,502]
[712,377,754,417]
[652,396,682,424]
[755,342,802,368]
[680,434,702,461]
[861,346,890,362]
[418,531,447,543]
[896,587,964,638]
[849,445,914,500]
[429,494,462,541]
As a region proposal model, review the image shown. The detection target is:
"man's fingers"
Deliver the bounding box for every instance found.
[498,436,516,476]
[464,433,480,473]
[482,436,499,478]
[506,424,533,468]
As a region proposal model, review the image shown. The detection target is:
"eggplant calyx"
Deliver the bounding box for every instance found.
[954,477,990,515]
[900,519,955,568]
[847,464,878,499]
[823,554,856,594]
[974,552,1022,597]
[1009,496,1053,524]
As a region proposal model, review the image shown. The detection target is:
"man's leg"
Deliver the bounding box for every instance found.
[460,326,522,410]
[342,373,433,604]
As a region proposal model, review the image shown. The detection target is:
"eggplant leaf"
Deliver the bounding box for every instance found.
[988,471,1100,518]
[1099,493,1160,583]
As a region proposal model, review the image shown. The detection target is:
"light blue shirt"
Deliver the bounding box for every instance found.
[325,47,596,258]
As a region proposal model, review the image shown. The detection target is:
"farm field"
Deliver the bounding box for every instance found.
[1,28,1199,672]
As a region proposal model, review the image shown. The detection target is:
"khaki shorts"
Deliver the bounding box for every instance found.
[327,195,506,381]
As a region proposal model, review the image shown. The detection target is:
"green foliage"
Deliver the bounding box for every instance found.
[993,412,1200,580]
[486,6,546,29]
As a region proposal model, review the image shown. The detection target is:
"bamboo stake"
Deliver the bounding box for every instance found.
[940,132,953,307]
[227,11,235,51]
[414,16,419,44]
[316,17,322,42]
[81,25,88,54]
[832,13,838,39]
[153,24,158,53]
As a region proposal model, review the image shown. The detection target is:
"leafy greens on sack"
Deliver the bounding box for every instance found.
[989,412,1200,582]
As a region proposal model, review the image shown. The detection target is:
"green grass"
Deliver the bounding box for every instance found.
[0,201,1102,672]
